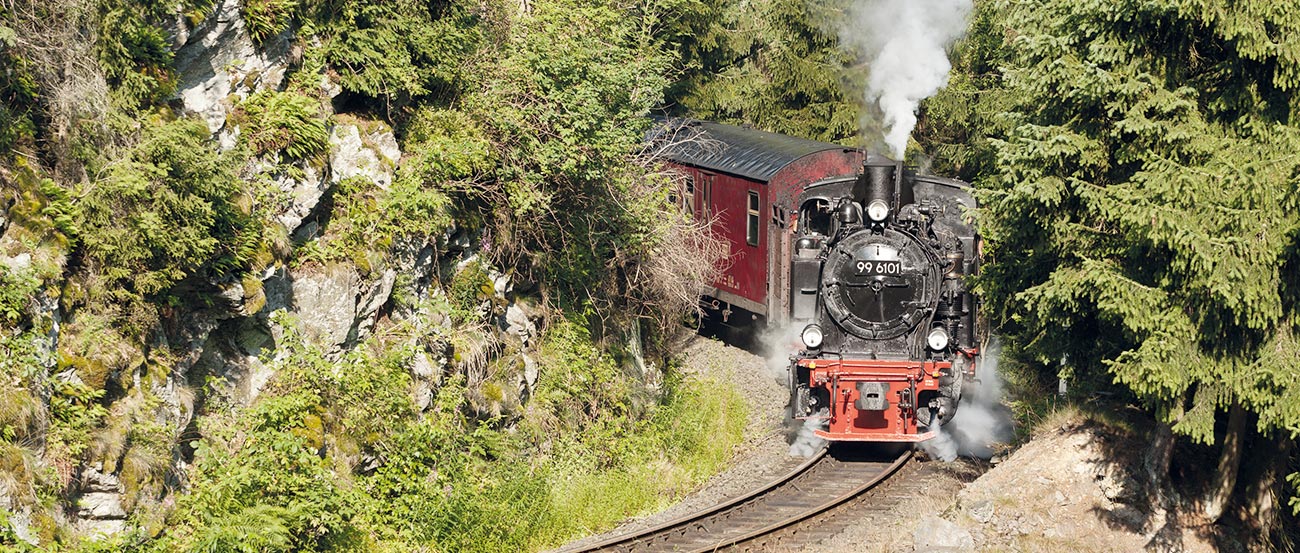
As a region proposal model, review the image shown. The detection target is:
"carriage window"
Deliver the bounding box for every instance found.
[746,191,760,246]
[683,177,695,213]
[702,175,712,218]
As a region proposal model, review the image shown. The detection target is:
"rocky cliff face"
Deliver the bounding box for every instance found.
[0,1,545,542]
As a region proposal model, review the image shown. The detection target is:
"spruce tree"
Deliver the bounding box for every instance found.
[961,0,1300,531]
[665,0,858,143]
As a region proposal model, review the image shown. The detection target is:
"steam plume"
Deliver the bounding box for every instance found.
[788,409,829,457]
[921,339,1013,461]
[838,0,973,158]
[760,324,831,457]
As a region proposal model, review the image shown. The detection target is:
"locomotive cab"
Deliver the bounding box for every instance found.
[790,157,980,442]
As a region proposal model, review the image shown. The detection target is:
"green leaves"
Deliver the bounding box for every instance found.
[231,91,330,161]
[241,0,298,44]
[960,0,1300,447]
[669,0,858,143]
[306,0,486,105]
[97,6,177,110]
[190,504,297,553]
[78,117,259,300]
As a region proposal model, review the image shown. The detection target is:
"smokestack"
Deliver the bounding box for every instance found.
[867,164,893,207]
[856,160,895,204]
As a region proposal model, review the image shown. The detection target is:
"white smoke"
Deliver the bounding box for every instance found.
[763,324,802,383]
[838,0,973,158]
[789,409,829,457]
[921,418,959,462]
[921,339,1013,461]
[762,324,826,457]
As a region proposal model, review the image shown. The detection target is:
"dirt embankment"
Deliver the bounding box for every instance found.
[816,418,1239,553]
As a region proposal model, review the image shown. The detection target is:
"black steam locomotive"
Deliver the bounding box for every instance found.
[787,156,981,441]
[659,120,982,441]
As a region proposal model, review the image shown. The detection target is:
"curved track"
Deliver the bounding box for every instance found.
[560,446,911,553]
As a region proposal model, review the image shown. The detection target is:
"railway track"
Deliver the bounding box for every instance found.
[560,446,912,552]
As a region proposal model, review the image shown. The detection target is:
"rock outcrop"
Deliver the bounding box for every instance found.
[329,123,402,190]
[268,264,397,352]
[173,0,294,136]
[16,0,552,543]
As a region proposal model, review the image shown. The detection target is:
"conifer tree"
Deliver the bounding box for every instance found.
[666,0,858,143]
[959,0,1300,533]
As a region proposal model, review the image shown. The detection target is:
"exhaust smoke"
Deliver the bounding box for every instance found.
[921,339,1013,461]
[761,324,830,457]
[788,409,829,457]
[836,0,973,158]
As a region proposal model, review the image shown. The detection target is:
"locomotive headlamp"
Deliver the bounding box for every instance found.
[926,327,950,350]
[866,199,890,222]
[801,324,824,349]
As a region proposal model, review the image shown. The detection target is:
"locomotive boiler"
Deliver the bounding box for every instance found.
[658,119,982,442]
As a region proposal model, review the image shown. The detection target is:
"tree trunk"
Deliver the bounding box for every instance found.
[1142,419,1176,507]
[1204,401,1247,523]
[1243,433,1292,550]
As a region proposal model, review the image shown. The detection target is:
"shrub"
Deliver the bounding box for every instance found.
[97,8,176,109]
[0,267,39,327]
[447,261,490,324]
[397,108,494,189]
[0,40,37,155]
[230,90,329,161]
[241,0,298,44]
[77,117,260,300]
[305,0,487,105]
[294,174,451,272]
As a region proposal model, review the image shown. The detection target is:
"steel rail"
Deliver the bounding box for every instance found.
[560,446,911,553]
[694,449,912,552]
[557,447,828,553]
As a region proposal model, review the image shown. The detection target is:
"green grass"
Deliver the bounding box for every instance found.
[534,375,748,547]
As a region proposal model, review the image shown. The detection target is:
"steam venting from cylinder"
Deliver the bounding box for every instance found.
[920,339,1014,462]
[836,0,973,158]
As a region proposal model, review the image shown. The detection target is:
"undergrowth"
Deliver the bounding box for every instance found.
[145,311,747,552]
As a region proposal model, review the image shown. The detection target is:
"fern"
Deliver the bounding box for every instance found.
[241,0,298,44]
[192,504,297,553]
[230,90,329,161]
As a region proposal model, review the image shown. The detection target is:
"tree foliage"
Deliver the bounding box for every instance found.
[666,0,858,142]
[918,0,1300,524]
[455,0,726,322]
[303,0,487,108]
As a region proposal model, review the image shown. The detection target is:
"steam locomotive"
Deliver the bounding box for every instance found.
[657,120,982,442]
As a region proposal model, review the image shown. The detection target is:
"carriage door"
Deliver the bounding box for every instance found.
[768,195,790,326]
